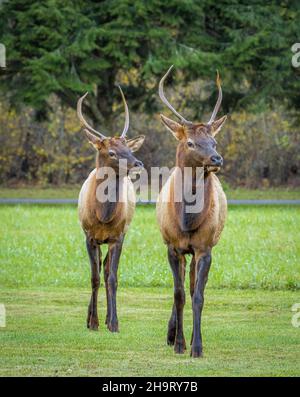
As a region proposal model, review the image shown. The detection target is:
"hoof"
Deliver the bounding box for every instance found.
[190,346,203,358]
[174,340,186,354]
[88,317,99,331]
[167,329,176,346]
[107,322,119,333]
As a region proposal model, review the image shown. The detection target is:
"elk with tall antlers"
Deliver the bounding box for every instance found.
[78,86,145,332]
[156,66,227,357]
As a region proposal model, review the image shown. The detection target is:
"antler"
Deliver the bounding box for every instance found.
[77,86,130,139]
[159,65,192,125]
[77,93,107,140]
[207,70,222,125]
[117,85,129,138]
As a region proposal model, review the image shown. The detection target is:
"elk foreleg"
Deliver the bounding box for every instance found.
[167,304,177,346]
[86,237,101,331]
[189,254,196,345]
[103,251,111,325]
[167,253,187,346]
[167,245,186,354]
[106,235,124,332]
[191,250,211,358]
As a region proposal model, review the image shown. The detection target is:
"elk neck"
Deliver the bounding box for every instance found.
[173,143,214,232]
[93,155,125,224]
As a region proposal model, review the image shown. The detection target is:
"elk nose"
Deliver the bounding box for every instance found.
[210,155,223,166]
[134,160,144,168]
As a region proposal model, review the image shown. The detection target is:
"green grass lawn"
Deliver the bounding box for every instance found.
[0,186,299,200]
[0,206,299,289]
[0,186,81,199]
[0,287,299,376]
[223,187,300,200]
[0,205,299,376]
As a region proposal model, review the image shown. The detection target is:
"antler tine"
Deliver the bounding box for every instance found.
[158,65,192,125]
[77,92,106,139]
[207,70,223,125]
[118,85,129,138]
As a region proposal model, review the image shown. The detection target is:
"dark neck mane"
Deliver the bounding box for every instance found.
[94,168,124,224]
[174,144,214,232]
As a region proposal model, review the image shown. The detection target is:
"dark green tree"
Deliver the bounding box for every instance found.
[0,0,299,130]
[0,0,208,130]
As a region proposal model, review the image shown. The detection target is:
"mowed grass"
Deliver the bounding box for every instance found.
[0,205,299,290]
[0,287,299,376]
[0,205,299,376]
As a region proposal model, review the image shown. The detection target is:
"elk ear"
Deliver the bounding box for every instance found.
[126,135,145,152]
[211,115,227,136]
[160,114,185,141]
[84,129,103,149]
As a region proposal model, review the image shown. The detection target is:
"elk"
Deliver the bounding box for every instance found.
[156,66,227,357]
[77,87,145,332]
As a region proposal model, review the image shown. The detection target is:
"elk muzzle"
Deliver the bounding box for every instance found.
[210,155,223,167]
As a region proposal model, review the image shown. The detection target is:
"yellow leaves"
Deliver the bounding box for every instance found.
[16,148,24,156]
[0,93,299,187]
[63,108,78,134]
[226,143,238,158]
[34,147,47,157]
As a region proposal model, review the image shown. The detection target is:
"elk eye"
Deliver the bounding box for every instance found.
[109,150,116,158]
[187,141,194,148]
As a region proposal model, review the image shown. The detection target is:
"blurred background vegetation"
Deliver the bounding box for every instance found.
[0,0,299,189]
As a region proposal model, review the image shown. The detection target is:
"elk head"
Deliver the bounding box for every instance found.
[77,86,145,174]
[159,66,227,172]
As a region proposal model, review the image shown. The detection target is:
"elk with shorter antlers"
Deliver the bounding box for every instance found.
[156,66,227,357]
[78,86,145,332]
